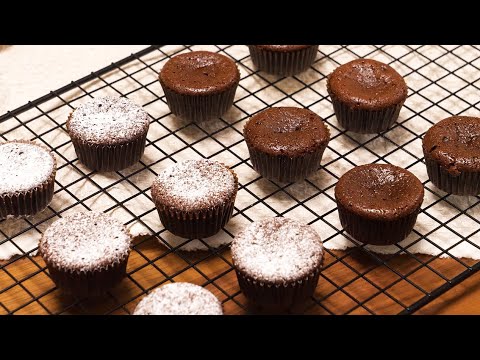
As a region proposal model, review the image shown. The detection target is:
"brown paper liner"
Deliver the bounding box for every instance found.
[246,144,327,183]
[43,254,129,297]
[336,202,420,245]
[70,133,147,172]
[0,141,56,219]
[328,92,404,134]
[235,267,321,313]
[248,45,319,76]
[160,81,238,123]
[153,168,238,239]
[424,157,480,196]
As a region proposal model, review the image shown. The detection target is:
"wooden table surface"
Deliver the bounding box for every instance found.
[1,235,478,315]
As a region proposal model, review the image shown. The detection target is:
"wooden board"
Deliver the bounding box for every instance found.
[1,234,478,315]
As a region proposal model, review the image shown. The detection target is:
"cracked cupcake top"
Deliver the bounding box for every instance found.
[423,116,480,174]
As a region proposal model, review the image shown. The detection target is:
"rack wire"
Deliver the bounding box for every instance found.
[1,45,480,315]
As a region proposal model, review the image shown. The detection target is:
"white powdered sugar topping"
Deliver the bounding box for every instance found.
[133,282,223,315]
[152,159,237,211]
[231,217,324,283]
[0,141,55,195]
[39,211,132,272]
[68,96,150,145]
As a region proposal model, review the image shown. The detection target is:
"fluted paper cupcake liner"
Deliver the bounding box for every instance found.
[248,46,319,76]
[235,267,321,312]
[246,144,327,183]
[329,93,404,134]
[424,157,480,196]
[336,202,420,245]
[155,195,236,239]
[70,133,147,172]
[43,254,129,297]
[0,160,56,219]
[161,82,238,123]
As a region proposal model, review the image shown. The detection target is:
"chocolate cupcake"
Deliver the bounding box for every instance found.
[327,59,408,134]
[231,217,324,312]
[133,283,223,315]
[335,164,424,245]
[159,51,240,122]
[248,45,319,76]
[0,140,56,219]
[39,211,132,297]
[151,159,238,239]
[243,107,330,183]
[66,96,150,172]
[423,116,480,195]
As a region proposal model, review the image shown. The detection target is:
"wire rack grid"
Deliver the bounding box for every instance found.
[1,44,480,315]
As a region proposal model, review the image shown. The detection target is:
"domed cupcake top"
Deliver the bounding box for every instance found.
[423,116,480,173]
[151,159,237,212]
[243,107,330,157]
[39,211,132,272]
[133,282,223,315]
[231,217,324,284]
[0,141,56,195]
[67,96,150,146]
[327,59,408,110]
[335,164,424,220]
[159,51,240,95]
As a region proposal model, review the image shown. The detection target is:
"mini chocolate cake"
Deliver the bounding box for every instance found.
[423,116,480,195]
[151,159,238,239]
[39,211,132,297]
[327,59,408,133]
[243,107,330,183]
[335,164,424,245]
[248,45,319,76]
[0,140,56,219]
[159,51,240,122]
[231,217,324,312]
[66,96,150,172]
[133,283,223,315]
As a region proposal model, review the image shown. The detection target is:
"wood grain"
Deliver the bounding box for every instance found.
[1,234,478,315]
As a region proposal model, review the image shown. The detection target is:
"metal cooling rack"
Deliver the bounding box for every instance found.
[1,45,480,315]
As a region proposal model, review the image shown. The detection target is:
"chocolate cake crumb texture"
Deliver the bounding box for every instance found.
[40,212,131,272]
[68,96,150,145]
[133,282,223,315]
[0,142,55,195]
[152,159,237,212]
[231,217,324,283]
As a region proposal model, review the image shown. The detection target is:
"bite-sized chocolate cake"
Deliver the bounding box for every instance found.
[423,116,480,195]
[151,159,238,239]
[248,45,319,76]
[327,59,408,133]
[39,211,132,297]
[159,51,240,122]
[335,164,424,245]
[0,140,56,219]
[66,96,150,172]
[243,107,330,183]
[133,283,223,315]
[231,217,324,312]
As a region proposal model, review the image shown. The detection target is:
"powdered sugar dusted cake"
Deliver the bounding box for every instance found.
[0,140,56,218]
[134,283,223,315]
[39,211,132,296]
[231,217,324,311]
[66,96,150,171]
[151,159,238,239]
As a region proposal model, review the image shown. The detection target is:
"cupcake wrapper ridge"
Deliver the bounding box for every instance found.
[248,46,319,76]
